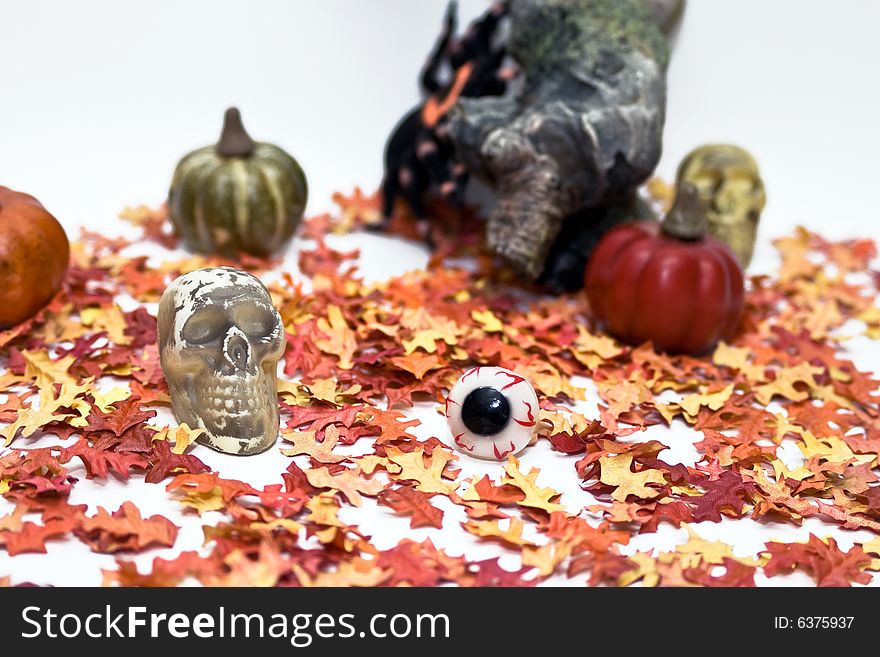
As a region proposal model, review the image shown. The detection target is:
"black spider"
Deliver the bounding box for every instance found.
[381,1,510,222]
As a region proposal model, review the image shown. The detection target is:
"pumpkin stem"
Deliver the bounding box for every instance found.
[216,107,256,157]
[661,182,706,241]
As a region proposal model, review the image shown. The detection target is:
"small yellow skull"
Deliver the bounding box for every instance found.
[676,144,766,267]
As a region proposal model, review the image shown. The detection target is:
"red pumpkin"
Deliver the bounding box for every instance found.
[0,187,69,328]
[584,183,744,354]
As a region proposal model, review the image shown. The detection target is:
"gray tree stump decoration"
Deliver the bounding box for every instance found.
[447,0,679,281]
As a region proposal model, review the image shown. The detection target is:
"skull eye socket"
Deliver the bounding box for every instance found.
[234,306,278,339]
[445,366,539,460]
[182,308,227,345]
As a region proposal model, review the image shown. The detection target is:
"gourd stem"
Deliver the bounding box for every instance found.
[661,182,707,241]
[216,107,256,157]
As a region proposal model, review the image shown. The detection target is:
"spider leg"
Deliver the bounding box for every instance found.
[451,162,469,205]
[398,156,430,220]
[420,0,459,94]
[461,51,508,98]
[451,0,506,67]
[380,171,400,221]
[415,136,454,199]
[382,107,428,222]
[403,180,428,221]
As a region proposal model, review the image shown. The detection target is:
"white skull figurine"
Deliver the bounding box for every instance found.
[157,267,285,455]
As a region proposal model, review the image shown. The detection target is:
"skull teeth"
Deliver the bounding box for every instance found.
[195,376,270,419]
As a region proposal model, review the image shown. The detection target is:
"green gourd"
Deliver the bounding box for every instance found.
[168,108,308,257]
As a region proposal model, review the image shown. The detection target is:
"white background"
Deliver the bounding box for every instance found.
[1,1,879,585]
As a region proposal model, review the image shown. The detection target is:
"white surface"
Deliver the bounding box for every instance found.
[1,0,879,586]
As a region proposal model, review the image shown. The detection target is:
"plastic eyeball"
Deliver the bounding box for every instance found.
[445,366,539,460]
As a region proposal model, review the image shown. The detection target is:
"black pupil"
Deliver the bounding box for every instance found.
[461,387,510,436]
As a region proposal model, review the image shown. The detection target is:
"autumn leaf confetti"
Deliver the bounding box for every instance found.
[0,193,878,587]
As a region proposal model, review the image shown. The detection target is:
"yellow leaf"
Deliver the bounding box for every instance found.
[36,303,85,343]
[92,386,132,413]
[22,350,77,391]
[178,487,225,513]
[796,429,873,466]
[303,493,358,551]
[771,459,813,482]
[0,506,25,532]
[462,518,535,547]
[293,558,389,587]
[104,363,133,376]
[801,299,845,340]
[248,518,303,537]
[353,454,401,475]
[861,537,880,557]
[0,372,24,393]
[674,526,734,567]
[1,392,78,446]
[386,446,457,495]
[304,492,347,528]
[519,361,585,401]
[170,424,204,454]
[471,309,504,333]
[152,423,204,454]
[402,330,441,354]
[314,305,357,369]
[678,383,735,418]
[280,427,346,464]
[202,543,289,587]
[521,541,572,577]
[753,362,824,406]
[858,305,880,339]
[775,227,820,283]
[574,325,623,360]
[618,551,659,587]
[80,305,132,345]
[595,375,650,417]
[537,408,599,437]
[599,453,665,502]
[400,309,460,353]
[502,456,565,513]
[303,377,342,405]
[275,379,311,406]
[389,353,444,380]
[712,342,765,382]
[305,466,384,507]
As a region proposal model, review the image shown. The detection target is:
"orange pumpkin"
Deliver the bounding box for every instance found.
[0,187,69,328]
[584,183,744,355]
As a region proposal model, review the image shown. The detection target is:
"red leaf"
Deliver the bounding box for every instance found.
[470,475,525,505]
[144,440,210,484]
[364,408,421,445]
[0,516,80,556]
[105,551,219,587]
[684,470,755,522]
[469,558,537,587]
[282,462,321,495]
[85,397,157,437]
[763,534,872,586]
[286,404,362,439]
[75,501,178,553]
[378,485,444,529]
[60,438,148,479]
[545,432,590,454]
[638,500,695,533]
[375,540,458,586]
[166,472,258,502]
[684,557,757,587]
